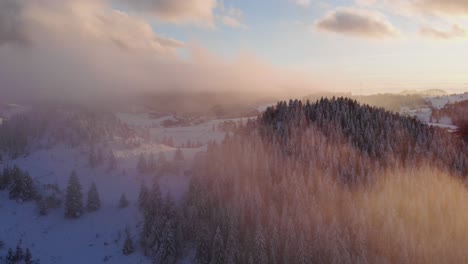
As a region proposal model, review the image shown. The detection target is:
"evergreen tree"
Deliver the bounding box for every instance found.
[174,148,184,162]
[148,153,156,171]
[6,248,14,264]
[97,148,104,165]
[24,248,33,264]
[0,167,10,190]
[122,227,135,255]
[138,182,149,210]
[37,197,48,216]
[8,166,35,202]
[14,242,23,262]
[210,227,225,264]
[86,182,101,212]
[89,148,97,168]
[195,222,211,264]
[156,220,177,264]
[254,226,268,264]
[137,154,147,174]
[64,171,83,218]
[119,193,129,208]
[108,151,117,171]
[157,153,168,173]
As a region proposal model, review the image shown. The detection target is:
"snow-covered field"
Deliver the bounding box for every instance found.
[427,92,468,109]
[401,92,468,131]
[0,109,244,263]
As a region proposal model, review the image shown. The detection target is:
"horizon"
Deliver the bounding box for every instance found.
[1,0,468,101]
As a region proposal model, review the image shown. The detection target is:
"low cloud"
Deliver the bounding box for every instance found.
[295,0,311,7]
[420,24,467,39]
[0,0,29,45]
[315,8,399,39]
[363,0,468,17]
[219,7,247,29]
[0,0,317,102]
[115,0,217,27]
[409,0,468,17]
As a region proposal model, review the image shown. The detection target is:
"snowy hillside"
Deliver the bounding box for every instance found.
[0,106,242,264]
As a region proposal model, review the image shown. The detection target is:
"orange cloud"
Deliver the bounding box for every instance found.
[315,8,399,39]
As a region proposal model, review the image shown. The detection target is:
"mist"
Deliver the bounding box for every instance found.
[0,0,319,105]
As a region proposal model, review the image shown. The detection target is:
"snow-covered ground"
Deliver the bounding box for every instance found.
[0,141,194,263]
[401,92,468,131]
[427,92,468,109]
[0,109,248,263]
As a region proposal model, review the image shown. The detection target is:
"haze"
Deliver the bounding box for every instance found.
[1,0,468,102]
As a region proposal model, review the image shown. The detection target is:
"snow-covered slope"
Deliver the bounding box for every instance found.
[0,110,244,263]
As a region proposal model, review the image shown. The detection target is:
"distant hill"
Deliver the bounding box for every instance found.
[304,92,428,112]
[400,89,447,97]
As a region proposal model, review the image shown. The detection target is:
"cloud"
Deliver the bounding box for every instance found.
[315,8,399,39]
[219,7,247,29]
[0,0,29,45]
[363,0,468,17]
[420,24,467,39]
[408,0,468,17]
[115,0,217,27]
[295,0,311,7]
[0,0,317,102]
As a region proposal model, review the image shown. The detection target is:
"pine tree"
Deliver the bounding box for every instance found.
[148,153,156,171]
[97,148,103,165]
[174,148,184,162]
[195,222,211,264]
[210,227,225,264]
[108,151,117,171]
[138,182,149,210]
[157,153,168,173]
[137,154,147,174]
[119,193,129,208]
[65,170,83,218]
[24,248,33,264]
[89,148,97,168]
[6,248,14,264]
[254,226,268,264]
[122,227,135,255]
[87,182,101,212]
[14,242,23,262]
[156,220,177,264]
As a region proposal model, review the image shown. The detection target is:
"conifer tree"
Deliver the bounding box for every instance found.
[137,154,147,174]
[138,182,149,210]
[210,227,225,264]
[65,170,83,218]
[122,227,135,255]
[89,148,97,168]
[195,222,211,264]
[14,242,23,262]
[6,248,14,264]
[108,151,117,171]
[119,193,129,208]
[156,220,177,264]
[24,248,33,264]
[174,148,184,162]
[87,182,101,212]
[254,226,268,264]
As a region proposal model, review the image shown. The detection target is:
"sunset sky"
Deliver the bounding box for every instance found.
[1,0,468,99]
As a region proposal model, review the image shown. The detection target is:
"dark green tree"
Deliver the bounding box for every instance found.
[86,182,101,212]
[64,171,83,218]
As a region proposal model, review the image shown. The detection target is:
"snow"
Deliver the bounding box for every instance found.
[0,110,243,263]
[0,142,194,263]
[0,104,31,119]
[427,92,468,109]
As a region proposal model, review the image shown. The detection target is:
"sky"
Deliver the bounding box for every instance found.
[1,0,468,101]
